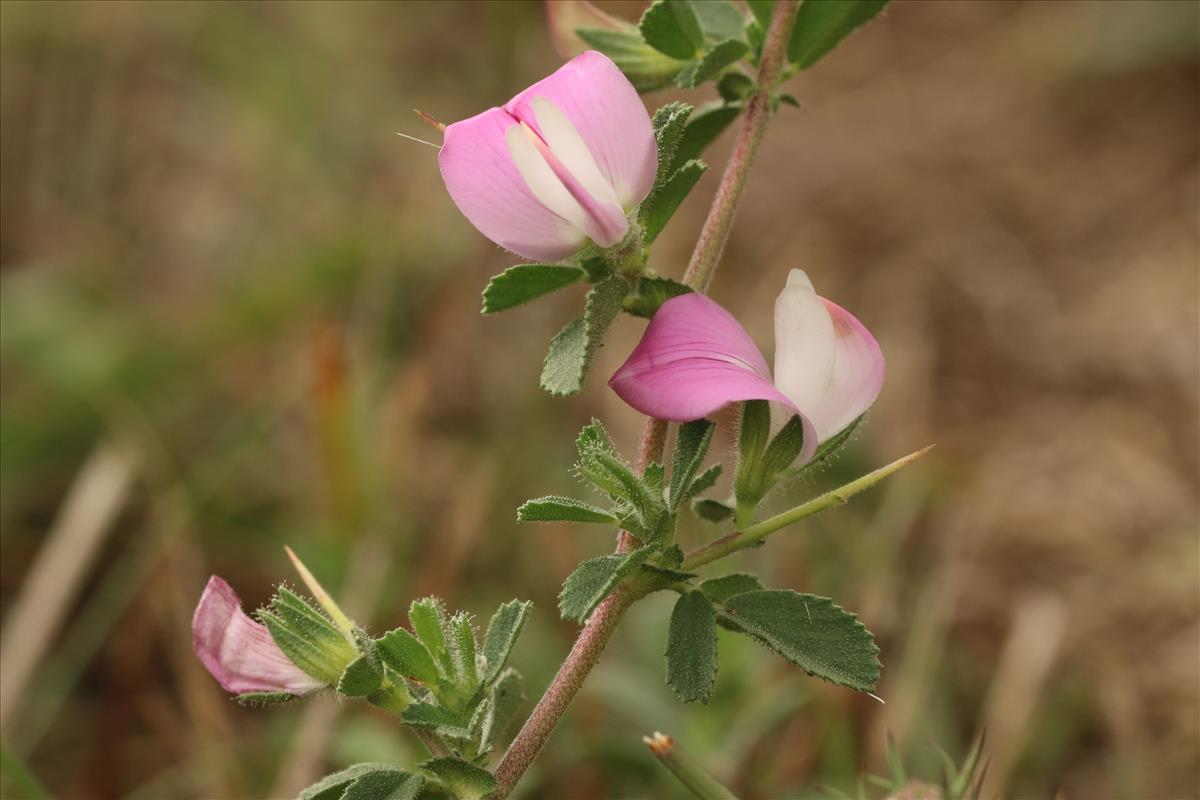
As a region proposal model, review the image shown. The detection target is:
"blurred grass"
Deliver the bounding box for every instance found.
[1,1,1197,798]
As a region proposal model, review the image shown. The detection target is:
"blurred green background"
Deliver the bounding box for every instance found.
[1,1,1197,798]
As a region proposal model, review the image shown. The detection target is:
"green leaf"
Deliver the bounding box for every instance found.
[482,600,531,686]
[651,101,694,188]
[481,667,525,749]
[691,0,747,41]
[517,496,619,524]
[734,400,771,506]
[692,497,734,522]
[376,627,440,685]
[258,588,357,685]
[670,419,715,507]
[401,702,472,740]
[677,39,750,88]
[300,764,422,800]
[481,264,584,314]
[539,275,627,397]
[789,0,888,69]
[677,463,722,507]
[559,546,655,623]
[665,591,718,703]
[577,28,688,92]
[449,612,479,686]
[338,654,383,697]
[801,414,863,472]
[420,758,497,800]
[580,450,664,533]
[623,275,693,318]
[760,414,806,479]
[342,769,424,800]
[640,159,708,244]
[234,691,297,706]
[639,0,704,59]
[698,573,763,603]
[409,597,454,678]
[720,590,881,692]
[717,71,755,102]
[670,103,741,173]
[576,418,617,459]
[747,0,775,28]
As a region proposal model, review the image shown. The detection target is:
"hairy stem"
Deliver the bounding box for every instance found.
[682,0,799,293]
[490,587,638,797]
[682,446,933,571]
[490,5,799,796]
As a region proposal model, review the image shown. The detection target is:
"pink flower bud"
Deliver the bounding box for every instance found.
[438,51,657,262]
[192,575,323,696]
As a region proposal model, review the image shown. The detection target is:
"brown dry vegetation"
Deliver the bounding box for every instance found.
[1,2,1197,799]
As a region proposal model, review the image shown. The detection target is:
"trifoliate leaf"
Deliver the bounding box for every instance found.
[623,275,693,318]
[670,419,715,508]
[577,28,688,92]
[540,275,627,397]
[720,590,881,692]
[338,654,383,698]
[401,703,472,740]
[789,0,889,69]
[420,758,497,800]
[665,591,718,703]
[482,600,531,686]
[692,497,734,522]
[559,546,655,623]
[640,158,708,244]
[481,264,585,314]
[677,38,750,89]
[517,496,619,525]
[639,0,704,59]
[376,627,440,685]
[651,101,694,188]
[698,573,763,603]
[670,102,741,174]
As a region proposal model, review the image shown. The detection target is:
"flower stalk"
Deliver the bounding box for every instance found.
[490,4,800,797]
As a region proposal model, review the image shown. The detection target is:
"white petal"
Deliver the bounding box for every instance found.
[505,122,591,236]
[532,96,622,212]
[773,269,837,431]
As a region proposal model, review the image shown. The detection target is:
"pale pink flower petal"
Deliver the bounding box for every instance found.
[192,575,323,696]
[439,107,585,262]
[609,293,803,422]
[506,51,657,211]
[773,269,885,441]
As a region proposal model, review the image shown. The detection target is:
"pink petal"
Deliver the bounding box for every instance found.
[609,293,803,422]
[773,270,884,442]
[506,51,656,210]
[439,107,585,262]
[192,575,323,696]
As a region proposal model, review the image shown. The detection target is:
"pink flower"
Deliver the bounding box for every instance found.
[609,270,885,463]
[192,575,323,696]
[438,51,657,262]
